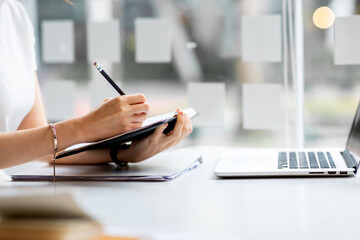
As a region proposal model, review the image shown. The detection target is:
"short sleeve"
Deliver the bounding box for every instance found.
[12,0,37,71]
[24,14,37,71]
[22,5,37,71]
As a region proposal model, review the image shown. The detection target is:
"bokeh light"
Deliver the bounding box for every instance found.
[313,6,335,29]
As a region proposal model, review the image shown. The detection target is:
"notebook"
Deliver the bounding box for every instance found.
[56,108,198,159]
[11,155,203,182]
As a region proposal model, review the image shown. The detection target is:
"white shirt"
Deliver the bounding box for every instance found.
[0,0,37,132]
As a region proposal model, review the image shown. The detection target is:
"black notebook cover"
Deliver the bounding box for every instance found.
[56,108,198,159]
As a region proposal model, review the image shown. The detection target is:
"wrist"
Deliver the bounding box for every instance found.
[71,116,91,143]
[114,144,131,163]
[53,117,85,151]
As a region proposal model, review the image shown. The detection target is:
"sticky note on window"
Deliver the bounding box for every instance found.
[242,83,283,130]
[89,80,121,108]
[41,20,75,63]
[241,15,282,62]
[43,80,75,121]
[135,18,171,63]
[188,82,225,128]
[87,20,121,62]
[334,16,360,65]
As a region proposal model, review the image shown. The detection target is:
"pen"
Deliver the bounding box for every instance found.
[93,62,126,95]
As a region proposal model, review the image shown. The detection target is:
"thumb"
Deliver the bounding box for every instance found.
[155,123,168,135]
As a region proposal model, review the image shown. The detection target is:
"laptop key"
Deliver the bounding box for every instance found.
[308,152,319,168]
[289,152,298,169]
[299,152,308,169]
[317,152,330,168]
[278,152,287,169]
[326,152,337,168]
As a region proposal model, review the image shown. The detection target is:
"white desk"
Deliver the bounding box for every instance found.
[2,146,360,240]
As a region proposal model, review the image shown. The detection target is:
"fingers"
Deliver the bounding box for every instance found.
[144,123,168,144]
[155,123,168,135]
[110,95,149,115]
[172,114,193,146]
[132,112,147,123]
[123,110,192,163]
[130,122,143,129]
[130,102,150,114]
[124,94,146,105]
[103,97,112,102]
[166,110,186,141]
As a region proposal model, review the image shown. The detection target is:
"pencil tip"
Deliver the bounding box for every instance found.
[93,62,97,67]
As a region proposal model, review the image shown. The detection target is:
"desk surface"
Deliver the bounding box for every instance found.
[2,146,360,240]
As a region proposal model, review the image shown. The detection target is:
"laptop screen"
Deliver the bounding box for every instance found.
[346,101,360,157]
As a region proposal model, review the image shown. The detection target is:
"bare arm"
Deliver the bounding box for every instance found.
[17,76,47,130]
[0,117,83,168]
[17,74,112,165]
[3,73,192,168]
[0,73,150,169]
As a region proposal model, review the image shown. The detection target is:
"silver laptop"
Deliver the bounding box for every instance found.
[215,101,360,177]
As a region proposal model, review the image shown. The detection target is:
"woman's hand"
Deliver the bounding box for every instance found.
[117,109,193,163]
[77,94,150,143]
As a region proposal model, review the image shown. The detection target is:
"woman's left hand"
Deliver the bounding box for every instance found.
[117,109,193,163]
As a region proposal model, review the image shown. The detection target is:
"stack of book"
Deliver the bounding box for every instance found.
[0,192,103,240]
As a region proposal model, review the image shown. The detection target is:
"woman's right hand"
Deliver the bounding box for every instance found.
[77,94,150,142]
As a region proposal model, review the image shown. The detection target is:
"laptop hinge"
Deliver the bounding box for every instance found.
[341,150,359,173]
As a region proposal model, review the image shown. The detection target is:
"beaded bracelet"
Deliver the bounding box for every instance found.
[48,123,58,183]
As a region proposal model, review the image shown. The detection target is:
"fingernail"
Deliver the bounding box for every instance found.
[180,111,184,116]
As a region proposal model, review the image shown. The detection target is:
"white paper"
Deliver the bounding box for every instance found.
[0,170,11,182]
[241,15,282,62]
[188,82,226,128]
[334,16,360,65]
[242,83,283,130]
[43,80,75,121]
[41,20,75,63]
[87,20,121,62]
[135,18,171,63]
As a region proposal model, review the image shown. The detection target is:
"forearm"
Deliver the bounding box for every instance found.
[0,118,82,169]
[37,148,112,165]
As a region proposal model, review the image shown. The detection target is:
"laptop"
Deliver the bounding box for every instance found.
[215,100,360,177]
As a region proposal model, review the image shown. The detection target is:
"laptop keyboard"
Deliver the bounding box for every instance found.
[278,152,337,169]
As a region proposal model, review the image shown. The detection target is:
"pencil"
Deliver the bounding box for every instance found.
[93,62,126,95]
